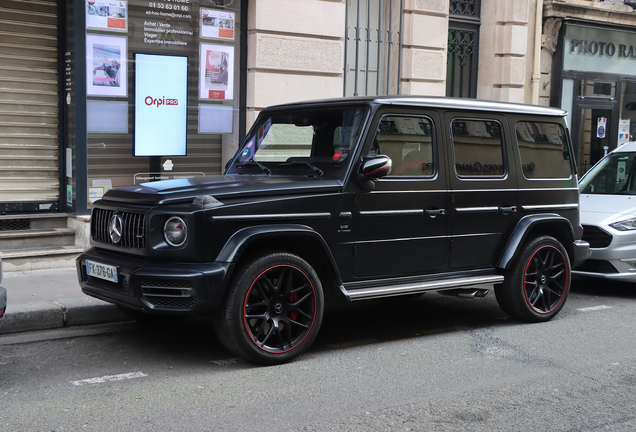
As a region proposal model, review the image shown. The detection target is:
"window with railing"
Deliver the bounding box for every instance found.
[446,0,480,98]
[344,0,403,97]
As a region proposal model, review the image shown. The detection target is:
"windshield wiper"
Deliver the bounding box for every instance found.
[279,160,324,177]
[236,159,271,175]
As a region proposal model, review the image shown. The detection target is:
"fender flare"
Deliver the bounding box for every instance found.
[216,224,344,286]
[497,214,575,270]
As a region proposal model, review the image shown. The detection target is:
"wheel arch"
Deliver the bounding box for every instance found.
[216,224,347,305]
[497,214,575,270]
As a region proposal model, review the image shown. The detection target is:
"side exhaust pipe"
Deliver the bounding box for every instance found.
[437,288,490,298]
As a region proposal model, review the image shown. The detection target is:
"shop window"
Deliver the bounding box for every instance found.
[83,0,242,198]
[369,115,435,177]
[446,0,480,98]
[344,0,402,96]
[516,122,573,179]
[581,80,616,98]
[452,119,504,177]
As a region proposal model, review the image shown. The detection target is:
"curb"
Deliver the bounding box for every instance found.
[0,298,128,335]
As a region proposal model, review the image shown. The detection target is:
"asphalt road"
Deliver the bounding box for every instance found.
[1,277,636,431]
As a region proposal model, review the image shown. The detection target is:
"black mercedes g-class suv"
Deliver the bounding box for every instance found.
[77,96,589,365]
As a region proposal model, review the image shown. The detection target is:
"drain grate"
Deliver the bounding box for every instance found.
[0,219,30,231]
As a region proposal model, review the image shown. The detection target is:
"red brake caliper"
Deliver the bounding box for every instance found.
[289,292,299,321]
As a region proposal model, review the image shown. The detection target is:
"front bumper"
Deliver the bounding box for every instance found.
[76,248,233,315]
[574,226,636,282]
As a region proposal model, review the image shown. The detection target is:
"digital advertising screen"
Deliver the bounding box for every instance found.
[134,53,188,156]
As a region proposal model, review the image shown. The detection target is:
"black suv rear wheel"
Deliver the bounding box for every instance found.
[495,236,571,322]
[214,252,324,365]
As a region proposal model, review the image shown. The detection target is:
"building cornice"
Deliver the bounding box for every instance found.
[544,1,636,28]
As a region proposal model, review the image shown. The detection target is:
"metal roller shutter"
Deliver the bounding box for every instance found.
[0,0,59,213]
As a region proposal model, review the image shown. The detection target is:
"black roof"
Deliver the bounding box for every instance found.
[266,95,567,117]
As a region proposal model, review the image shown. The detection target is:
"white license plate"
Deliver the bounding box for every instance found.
[86,260,119,283]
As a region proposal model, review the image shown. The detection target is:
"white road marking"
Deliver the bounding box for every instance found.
[576,305,612,312]
[71,371,148,386]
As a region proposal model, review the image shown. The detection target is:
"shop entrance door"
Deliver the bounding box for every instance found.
[576,107,614,175]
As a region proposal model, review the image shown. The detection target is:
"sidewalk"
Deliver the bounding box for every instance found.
[0,267,127,334]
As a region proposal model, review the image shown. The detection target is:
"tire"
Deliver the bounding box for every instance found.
[495,236,571,322]
[214,252,324,365]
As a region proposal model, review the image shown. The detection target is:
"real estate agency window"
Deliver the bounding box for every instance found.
[446,0,480,98]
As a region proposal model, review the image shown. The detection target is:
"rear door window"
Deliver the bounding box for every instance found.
[451,119,505,178]
[516,121,573,179]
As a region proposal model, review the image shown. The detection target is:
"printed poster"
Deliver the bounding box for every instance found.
[199,43,234,100]
[86,0,127,32]
[619,119,631,147]
[86,34,127,97]
[200,9,235,40]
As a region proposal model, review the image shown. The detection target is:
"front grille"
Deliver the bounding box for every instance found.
[141,279,196,309]
[582,225,613,249]
[92,208,146,248]
[575,259,619,274]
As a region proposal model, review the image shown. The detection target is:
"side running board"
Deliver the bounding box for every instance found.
[343,275,505,301]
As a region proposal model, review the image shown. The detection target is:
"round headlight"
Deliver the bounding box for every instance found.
[164,217,187,247]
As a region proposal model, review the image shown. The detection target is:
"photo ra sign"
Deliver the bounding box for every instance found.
[597,117,607,139]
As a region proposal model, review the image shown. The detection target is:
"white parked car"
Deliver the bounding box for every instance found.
[577,141,636,281]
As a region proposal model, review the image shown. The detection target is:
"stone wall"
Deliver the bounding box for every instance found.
[478,0,530,103]
[246,0,345,128]
[400,0,449,96]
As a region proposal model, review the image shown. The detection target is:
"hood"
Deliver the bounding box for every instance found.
[100,175,344,206]
[580,194,636,226]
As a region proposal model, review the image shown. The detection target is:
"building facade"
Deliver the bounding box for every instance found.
[541,0,636,175]
[3,0,630,268]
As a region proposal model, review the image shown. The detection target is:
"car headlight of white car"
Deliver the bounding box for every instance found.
[610,216,636,231]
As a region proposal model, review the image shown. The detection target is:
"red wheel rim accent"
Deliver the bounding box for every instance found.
[523,245,568,314]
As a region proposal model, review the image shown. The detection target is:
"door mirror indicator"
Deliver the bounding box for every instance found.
[360,155,392,179]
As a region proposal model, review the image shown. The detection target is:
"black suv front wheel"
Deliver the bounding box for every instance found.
[495,236,571,322]
[214,252,324,365]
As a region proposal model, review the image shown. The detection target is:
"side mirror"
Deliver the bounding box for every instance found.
[357,155,392,190]
[359,154,392,179]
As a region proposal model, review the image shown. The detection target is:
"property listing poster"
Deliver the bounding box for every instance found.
[199,43,234,100]
[86,34,127,97]
[200,9,235,40]
[86,0,127,32]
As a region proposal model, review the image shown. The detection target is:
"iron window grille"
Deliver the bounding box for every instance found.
[344,0,403,97]
[447,0,480,98]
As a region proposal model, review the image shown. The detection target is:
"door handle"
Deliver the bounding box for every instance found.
[499,206,517,214]
[426,209,446,217]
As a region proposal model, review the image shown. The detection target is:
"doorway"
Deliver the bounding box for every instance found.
[576,108,613,175]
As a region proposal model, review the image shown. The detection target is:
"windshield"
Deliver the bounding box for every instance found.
[579,152,636,194]
[226,106,368,179]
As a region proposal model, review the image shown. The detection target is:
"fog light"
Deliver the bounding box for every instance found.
[164,217,187,247]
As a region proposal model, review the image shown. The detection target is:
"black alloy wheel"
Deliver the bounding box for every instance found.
[244,264,317,353]
[214,252,324,365]
[522,244,568,314]
[495,236,571,322]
